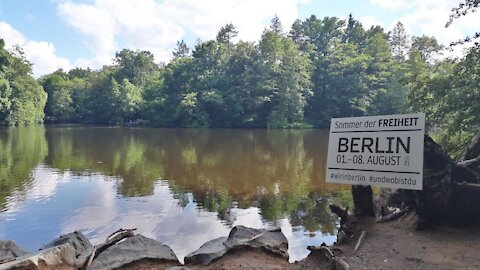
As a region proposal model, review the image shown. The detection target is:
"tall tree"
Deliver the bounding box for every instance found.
[411,35,444,63]
[343,14,366,46]
[0,41,47,125]
[257,30,312,127]
[389,21,410,62]
[0,77,11,124]
[216,23,238,44]
[270,15,284,34]
[364,32,403,115]
[41,70,74,122]
[306,43,370,126]
[113,49,159,87]
[173,40,190,58]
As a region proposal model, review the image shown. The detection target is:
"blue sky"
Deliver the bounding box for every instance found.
[0,0,477,77]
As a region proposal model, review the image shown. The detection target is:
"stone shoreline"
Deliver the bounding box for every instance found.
[0,225,330,270]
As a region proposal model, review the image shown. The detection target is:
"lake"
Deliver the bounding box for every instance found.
[0,126,351,262]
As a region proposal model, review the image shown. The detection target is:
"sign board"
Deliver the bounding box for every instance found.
[326,113,425,190]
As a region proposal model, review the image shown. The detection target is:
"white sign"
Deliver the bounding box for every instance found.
[326,113,425,190]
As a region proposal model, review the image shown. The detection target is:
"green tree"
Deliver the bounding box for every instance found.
[216,23,238,44]
[307,43,370,126]
[41,70,74,122]
[270,15,284,34]
[364,32,403,115]
[7,76,47,125]
[256,30,312,127]
[173,40,190,58]
[411,35,444,63]
[0,77,11,124]
[0,43,47,125]
[113,49,159,87]
[343,14,366,46]
[389,21,410,62]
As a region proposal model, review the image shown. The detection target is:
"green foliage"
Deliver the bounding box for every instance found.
[7,76,47,125]
[389,21,410,62]
[173,40,190,58]
[257,31,313,128]
[411,35,444,62]
[41,70,74,122]
[0,77,12,124]
[0,39,47,126]
[216,23,238,44]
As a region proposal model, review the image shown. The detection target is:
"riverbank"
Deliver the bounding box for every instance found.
[2,213,480,270]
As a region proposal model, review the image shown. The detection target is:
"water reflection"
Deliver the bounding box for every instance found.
[0,126,351,262]
[0,127,48,209]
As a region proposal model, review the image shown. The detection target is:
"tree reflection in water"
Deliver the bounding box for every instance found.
[0,126,352,244]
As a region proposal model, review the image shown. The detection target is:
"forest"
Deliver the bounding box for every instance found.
[0,12,478,156]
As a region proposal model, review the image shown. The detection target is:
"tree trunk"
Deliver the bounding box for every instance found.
[352,185,375,217]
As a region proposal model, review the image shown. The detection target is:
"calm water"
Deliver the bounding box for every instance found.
[0,126,351,262]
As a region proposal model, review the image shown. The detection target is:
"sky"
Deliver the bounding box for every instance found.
[0,0,477,77]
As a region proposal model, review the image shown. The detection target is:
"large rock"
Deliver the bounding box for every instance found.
[0,243,77,270]
[184,237,228,265]
[41,231,93,266]
[185,226,289,266]
[224,226,288,258]
[88,234,179,270]
[0,240,28,263]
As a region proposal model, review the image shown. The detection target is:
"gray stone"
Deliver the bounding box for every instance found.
[184,237,228,265]
[184,226,289,266]
[0,240,28,263]
[88,234,179,270]
[0,243,77,270]
[41,231,93,258]
[225,226,289,259]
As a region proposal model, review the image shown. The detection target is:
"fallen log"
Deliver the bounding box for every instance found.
[457,156,480,169]
[84,228,137,269]
[376,206,412,223]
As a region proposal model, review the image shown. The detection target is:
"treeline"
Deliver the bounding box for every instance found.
[0,14,479,152]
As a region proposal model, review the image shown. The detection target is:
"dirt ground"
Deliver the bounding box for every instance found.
[338,214,480,270]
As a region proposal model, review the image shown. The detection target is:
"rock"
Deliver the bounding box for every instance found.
[224,226,288,259]
[0,240,28,263]
[41,231,93,266]
[185,226,289,266]
[88,234,179,270]
[0,243,77,270]
[184,237,228,265]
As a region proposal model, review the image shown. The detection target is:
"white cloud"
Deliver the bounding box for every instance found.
[371,0,478,57]
[57,0,305,67]
[369,0,417,10]
[23,41,71,78]
[0,21,71,77]
[359,15,384,29]
[0,21,26,46]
